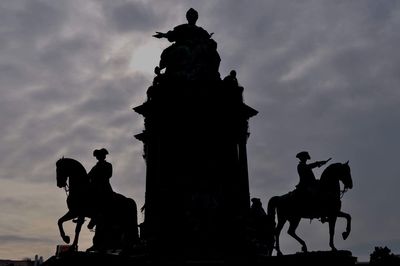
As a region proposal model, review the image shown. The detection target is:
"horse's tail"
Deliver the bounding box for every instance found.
[265,196,279,256]
[127,198,139,241]
[113,193,139,244]
[119,197,139,254]
[267,196,280,219]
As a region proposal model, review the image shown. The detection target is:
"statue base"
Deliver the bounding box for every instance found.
[42,249,358,265]
[258,250,357,265]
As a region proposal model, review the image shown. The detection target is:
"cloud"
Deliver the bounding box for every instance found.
[0,235,52,244]
[105,1,162,33]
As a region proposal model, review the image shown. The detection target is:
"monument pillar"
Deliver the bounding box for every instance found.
[134,9,257,260]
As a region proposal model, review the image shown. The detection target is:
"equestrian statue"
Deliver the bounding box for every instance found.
[266,152,353,255]
[55,153,139,253]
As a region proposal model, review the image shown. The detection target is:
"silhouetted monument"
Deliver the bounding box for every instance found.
[267,159,353,256]
[134,8,257,261]
[56,156,139,253]
[45,8,360,266]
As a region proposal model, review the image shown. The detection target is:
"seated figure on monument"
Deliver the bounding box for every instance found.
[248,198,274,255]
[153,8,221,81]
[153,8,211,44]
[223,70,244,102]
[223,70,238,87]
[146,66,164,102]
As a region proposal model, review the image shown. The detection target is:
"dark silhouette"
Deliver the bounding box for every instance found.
[146,67,165,102]
[267,161,353,255]
[153,8,212,43]
[134,8,257,261]
[223,70,239,87]
[87,148,113,223]
[153,8,220,82]
[88,148,113,196]
[44,8,361,266]
[370,246,400,265]
[295,151,331,206]
[247,198,275,256]
[56,157,138,253]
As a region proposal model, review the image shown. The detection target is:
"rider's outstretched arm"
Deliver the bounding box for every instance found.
[153,32,166,38]
[310,158,332,168]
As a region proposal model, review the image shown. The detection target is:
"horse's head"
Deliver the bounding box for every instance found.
[340,161,353,190]
[56,157,68,188]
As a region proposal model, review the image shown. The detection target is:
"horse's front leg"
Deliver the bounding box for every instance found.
[72,216,85,248]
[328,216,337,251]
[287,217,307,253]
[337,211,351,240]
[58,211,77,244]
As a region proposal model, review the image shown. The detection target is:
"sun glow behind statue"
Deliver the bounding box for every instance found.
[129,39,167,75]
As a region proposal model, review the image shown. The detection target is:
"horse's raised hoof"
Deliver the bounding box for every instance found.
[62,235,70,244]
[87,219,96,230]
[87,223,95,230]
[342,231,350,240]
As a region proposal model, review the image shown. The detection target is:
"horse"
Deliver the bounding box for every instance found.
[267,162,353,255]
[56,157,139,252]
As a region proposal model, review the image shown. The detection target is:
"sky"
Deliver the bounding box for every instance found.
[1,0,400,262]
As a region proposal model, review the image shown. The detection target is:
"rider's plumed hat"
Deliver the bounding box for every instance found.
[93,148,109,157]
[296,151,310,160]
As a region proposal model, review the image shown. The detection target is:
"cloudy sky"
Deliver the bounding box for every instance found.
[1,0,400,261]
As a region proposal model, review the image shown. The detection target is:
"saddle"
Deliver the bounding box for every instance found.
[290,184,334,219]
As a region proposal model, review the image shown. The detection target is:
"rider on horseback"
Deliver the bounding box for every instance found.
[88,148,113,199]
[87,148,113,229]
[295,151,331,208]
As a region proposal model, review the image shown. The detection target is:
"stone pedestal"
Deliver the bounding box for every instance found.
[135,79,257,260]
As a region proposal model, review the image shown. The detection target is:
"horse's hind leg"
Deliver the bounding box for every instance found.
[287,217,307,252]
[328,216,337,251]
[58,211,77,244]
[338,211,351,240]
[274,217,286,256]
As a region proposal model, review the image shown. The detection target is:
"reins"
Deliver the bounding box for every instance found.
[340,188,348,199]
[64,184,70,196]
